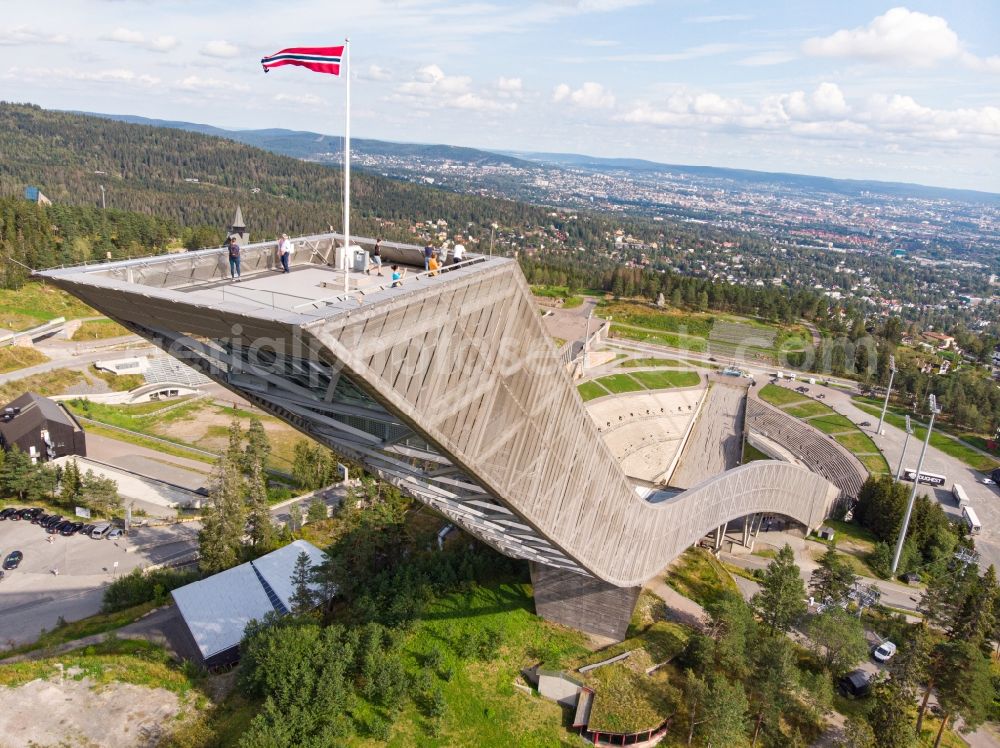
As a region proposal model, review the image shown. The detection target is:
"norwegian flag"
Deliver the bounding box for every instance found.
[261,45,344,75]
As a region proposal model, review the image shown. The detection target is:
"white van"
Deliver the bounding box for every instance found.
[90,523,111,539]
[872,641,896,663]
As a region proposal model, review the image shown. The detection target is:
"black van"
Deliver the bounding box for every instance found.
[837,669,873,698]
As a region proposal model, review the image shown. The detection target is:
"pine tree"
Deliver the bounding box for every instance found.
[952,565,998,652]
[245,458,273,550]
[868,677,916,748]
[752,544,807,634]
[931,640,992,747]
[289,551,315,614]
[198,423,247,573]
[809,544,858,605]
[60,458,82,505]
[0,445,34,499]
[242,417,271,474]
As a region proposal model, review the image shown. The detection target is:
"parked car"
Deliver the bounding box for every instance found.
[18,508,41,521]
[32,513,52,525]
[61,522,84,537]
[983,478,996,485]
[3,551,23,570]
[860,421,872,427]
[43,515,63,530]
[816,393,826,400]
[0,508,18,520]
[90,523,112,539]
[838,669,872,698]
[107,528,124,539]
[80,524,96,536]
[48,521,71,535]
[901,572,921,585]
[872,641,897,663]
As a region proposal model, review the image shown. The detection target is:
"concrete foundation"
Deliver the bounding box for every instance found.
[530,563,640,641]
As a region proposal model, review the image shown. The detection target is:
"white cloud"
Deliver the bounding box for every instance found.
[359,64,391,81]
[578,38,619,47]
[498,77,522,93]
[394,65,515,113]
[617,82,1000,145]
[738,51,795,67]
[102,27,178,53]
[5,66,160,87]
[274,93,323,107]
[175,75,250,93]
[0,26,68,46]
[595,43,741,63]
[553,81,615,109]
[200,40,239,59]
[802,7,995,70]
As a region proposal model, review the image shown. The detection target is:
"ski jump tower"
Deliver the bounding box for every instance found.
[41,233,837,639]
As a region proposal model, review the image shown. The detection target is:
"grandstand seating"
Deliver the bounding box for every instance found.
[144,357,211,388]
[745,398,867,500]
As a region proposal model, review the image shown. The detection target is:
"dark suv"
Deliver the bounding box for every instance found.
[0,508,17,521]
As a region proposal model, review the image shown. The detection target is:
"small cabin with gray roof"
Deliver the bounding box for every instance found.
[0,392,86,463]
[171,539,326,668]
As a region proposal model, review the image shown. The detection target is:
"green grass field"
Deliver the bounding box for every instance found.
[620,357,691,368]
[664,547,739,609]
[858,453,891,475]
[743,442,771,463]
[578,369,701,400]
[784,401,831,418]
[70,318,130,341]
[628,369,700,389]
[808,413,858,434]
[597,373,645,394]
[853,399,1000,473]
[610,326,709,352]
[0,282,96,331]
[0,369,85,404]
[578,380,610,402]
[0,346,48,374]
[530,285,584,309]
[1,601,161,658]
[758,384,808,407]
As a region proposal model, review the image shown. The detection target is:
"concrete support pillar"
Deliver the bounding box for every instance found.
[749,513,764,552]
[530,562,640,642]
[714,522,728,553]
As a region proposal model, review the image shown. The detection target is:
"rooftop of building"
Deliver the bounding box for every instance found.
[0,392,83,444]
[38,232,508,326]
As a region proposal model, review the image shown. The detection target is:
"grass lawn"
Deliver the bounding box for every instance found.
[758,383,808,407]
[784,401,830,418]
[344,579,590,748]
[743,442,771,463]
[586,661,675,734]
[0,601,161,658]
[598,301,714,338]
[664,547,739,609]
[620,357,691,368]
[853,399,1000,473]
[0,638,202,697]
[0,346,48,374]
[79,423,217,466]
[90,365,146,391]
[0,282,95,330]
[578,380,610,402]
[610,326,708,352]
[70,318,130,341]
[0,369,85,404]
[597,373,645,394]
[859,453,891,475]
[808,413,859,434]
[816,519,878,548]
[835,432,881,455]
[628,369,700,390]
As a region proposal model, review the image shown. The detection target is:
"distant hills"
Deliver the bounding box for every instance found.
[86,112,1000,206]
[87,113,531,168]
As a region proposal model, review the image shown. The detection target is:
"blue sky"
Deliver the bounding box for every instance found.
[3,1,999,191]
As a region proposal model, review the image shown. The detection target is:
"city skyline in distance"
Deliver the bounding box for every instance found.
[2,1,999,191]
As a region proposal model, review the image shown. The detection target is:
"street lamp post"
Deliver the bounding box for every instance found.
[891,395,940,575]
[876,354,896,435]
[895,414,913,481]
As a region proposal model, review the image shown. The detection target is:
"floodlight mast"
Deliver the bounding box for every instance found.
[891,395,940,575]
[894,414,913,481]
[876,354,896,435]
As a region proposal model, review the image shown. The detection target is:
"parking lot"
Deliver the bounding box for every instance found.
[0,518,199,648]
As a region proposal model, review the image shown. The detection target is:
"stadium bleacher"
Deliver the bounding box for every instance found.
[144,357,212,388]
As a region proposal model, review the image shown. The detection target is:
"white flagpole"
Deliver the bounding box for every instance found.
[342,37,351,293]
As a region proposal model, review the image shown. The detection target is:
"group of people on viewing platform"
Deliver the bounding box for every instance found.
[223,233,467,285]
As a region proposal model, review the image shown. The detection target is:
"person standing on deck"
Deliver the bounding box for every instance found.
[367,238,383,276]
[227,236,241,280]
[423,244,433,272]
[276,233,292,273]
